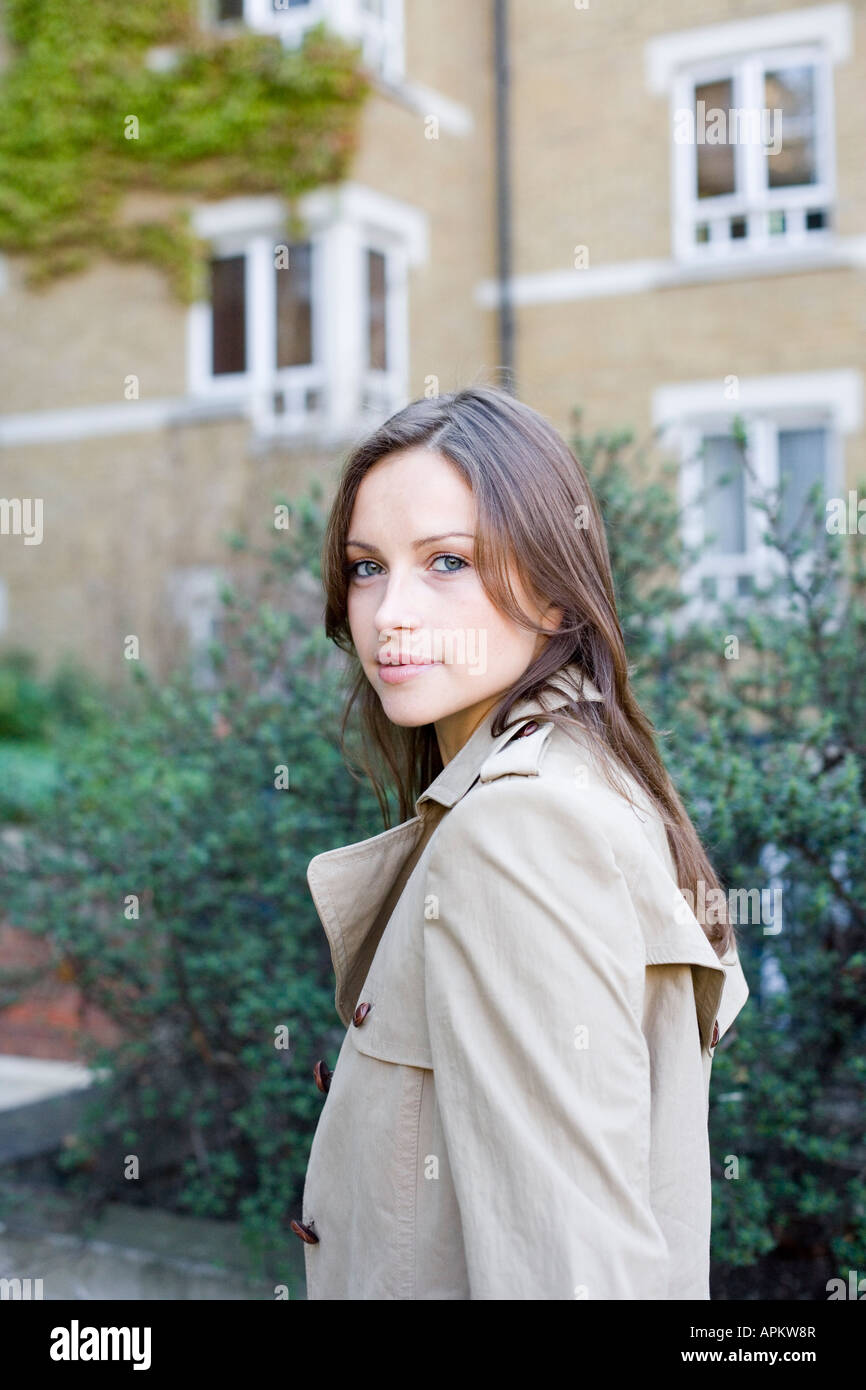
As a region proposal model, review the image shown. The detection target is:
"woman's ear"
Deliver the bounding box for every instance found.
[540,602,564,634]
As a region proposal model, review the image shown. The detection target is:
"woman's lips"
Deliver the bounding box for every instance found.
[377,660,441,684]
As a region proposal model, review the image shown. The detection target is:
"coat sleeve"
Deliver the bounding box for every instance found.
[422,773,672,1300]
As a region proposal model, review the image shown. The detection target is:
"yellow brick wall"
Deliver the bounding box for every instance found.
[0,420,336,681]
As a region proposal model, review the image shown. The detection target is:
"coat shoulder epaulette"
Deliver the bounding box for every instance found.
[478,718,555,783]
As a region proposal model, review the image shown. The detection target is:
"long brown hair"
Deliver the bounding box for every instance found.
[319,385,734,959]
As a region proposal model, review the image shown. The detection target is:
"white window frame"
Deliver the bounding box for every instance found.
[678,411,840,605]
[671,42,836,262]
[646,4,852,266]
[358,233,409,418]
[653,371,861,619]
[187,202,326,437]
[186,184,426,444]
[207,0,405,84]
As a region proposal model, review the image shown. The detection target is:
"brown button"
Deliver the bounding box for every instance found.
[353,1001,372,1027]
[313,1059,332,1094]
[290,1219,319,1245]
[711,1019,720,1049]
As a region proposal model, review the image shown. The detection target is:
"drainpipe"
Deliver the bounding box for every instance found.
[493,0,515,394]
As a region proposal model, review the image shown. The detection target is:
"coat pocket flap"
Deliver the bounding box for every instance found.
[347,1001,434,1070]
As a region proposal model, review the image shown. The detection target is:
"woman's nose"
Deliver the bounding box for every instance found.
[373,577,422,636]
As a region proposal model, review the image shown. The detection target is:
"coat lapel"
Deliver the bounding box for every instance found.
[306,817,425,1028]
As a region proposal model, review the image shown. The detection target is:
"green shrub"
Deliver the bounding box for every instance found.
[0,650,50,740]
[0,740,59,822]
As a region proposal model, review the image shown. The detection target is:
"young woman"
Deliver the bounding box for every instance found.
[291,384,749,1300]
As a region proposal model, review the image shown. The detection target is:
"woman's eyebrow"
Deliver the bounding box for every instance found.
[344,532,475,554]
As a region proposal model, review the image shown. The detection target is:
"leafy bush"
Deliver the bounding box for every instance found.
[0,649,103,742]
[0,741,58,823]
[0,650,50,740]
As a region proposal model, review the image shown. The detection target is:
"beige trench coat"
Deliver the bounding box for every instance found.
[293,663,750,1300]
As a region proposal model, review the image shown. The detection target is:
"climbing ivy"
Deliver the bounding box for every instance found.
[0,0,371,300]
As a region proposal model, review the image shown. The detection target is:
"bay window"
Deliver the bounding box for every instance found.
[188,185,426,442]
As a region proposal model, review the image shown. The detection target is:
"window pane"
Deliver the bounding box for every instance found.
[272,0,311,9]
[695,78,736,199]
[367,248,387,371]
[765,65,817,188]
[211,255,246,375]
[702,435,746,554]
[276,241,313,368]
[218,0,244,19]
[778,427,826,535]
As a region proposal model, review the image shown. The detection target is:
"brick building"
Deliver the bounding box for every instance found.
[0,0,863,676]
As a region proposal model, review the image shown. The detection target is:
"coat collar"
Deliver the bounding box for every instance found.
[413,660,604,816]
[306,661,749,1049]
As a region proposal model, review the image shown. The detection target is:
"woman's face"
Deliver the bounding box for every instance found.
[345,446,562,764]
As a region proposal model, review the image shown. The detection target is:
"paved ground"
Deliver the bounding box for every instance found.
[0,1183,301,1299]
